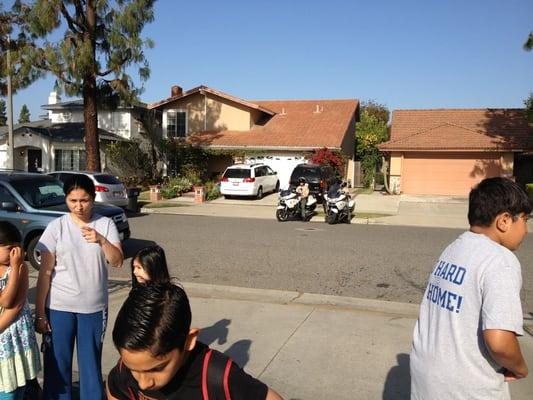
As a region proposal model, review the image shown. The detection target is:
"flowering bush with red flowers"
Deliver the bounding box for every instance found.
[308,147,345,175]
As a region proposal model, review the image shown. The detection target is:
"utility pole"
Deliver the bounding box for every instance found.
[6,34,14,170]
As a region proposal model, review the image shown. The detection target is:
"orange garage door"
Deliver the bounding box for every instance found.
[401,152,503,196]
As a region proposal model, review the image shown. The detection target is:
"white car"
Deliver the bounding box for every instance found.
[48,171,128,208]
[220,164,280,199]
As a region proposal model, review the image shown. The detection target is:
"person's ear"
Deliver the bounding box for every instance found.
[185,328,199,352]
[495,212,512,233]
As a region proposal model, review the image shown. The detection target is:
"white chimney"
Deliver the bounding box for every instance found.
[48,91,60,105]
[48,92,61,120]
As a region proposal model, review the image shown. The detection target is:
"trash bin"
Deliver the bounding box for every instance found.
[149,184,161,202]
[193,185,205,203]
[127,187,141,212]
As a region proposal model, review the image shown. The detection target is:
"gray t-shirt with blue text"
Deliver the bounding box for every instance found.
[410,231,523,400]
[36,213,120,313]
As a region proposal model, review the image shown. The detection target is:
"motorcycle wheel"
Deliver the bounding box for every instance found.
[326,212,337,225]
[276,208,289,222]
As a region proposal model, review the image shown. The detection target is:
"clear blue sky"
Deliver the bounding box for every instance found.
[10,0,533,120]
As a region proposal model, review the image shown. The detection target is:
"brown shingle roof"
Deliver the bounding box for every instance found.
[380,108,531,152]
[187,99,359,150]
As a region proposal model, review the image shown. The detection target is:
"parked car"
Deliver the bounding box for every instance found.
[220,164,280,199]
[0,171,130,269]
[289,163,337,202]
[49,171,128,208]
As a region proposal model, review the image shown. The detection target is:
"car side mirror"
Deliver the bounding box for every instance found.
[0,202,18,211]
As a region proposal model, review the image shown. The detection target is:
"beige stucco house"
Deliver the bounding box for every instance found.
[150,85,360,188]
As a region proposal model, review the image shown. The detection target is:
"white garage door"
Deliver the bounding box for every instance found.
[245,155,306,189]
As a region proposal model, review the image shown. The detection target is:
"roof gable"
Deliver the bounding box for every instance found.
[149,86,275,116]
[186,99,359,150]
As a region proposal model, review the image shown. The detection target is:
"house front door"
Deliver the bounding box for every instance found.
[28,149,42,172]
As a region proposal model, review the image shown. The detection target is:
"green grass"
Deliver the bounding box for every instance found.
[139,201,187,209]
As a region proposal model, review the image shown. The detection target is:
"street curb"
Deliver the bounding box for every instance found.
[103,278,421,317]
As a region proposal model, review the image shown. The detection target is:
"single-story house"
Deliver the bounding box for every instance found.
[0,120,127,172]
[149,85,360,188]
[379,109,533,196]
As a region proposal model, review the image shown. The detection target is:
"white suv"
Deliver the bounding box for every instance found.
[48,171,128,208]
[220,164,280,199]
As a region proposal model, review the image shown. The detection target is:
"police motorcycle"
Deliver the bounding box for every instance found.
[324,181,355,224]
[276,185,318,222]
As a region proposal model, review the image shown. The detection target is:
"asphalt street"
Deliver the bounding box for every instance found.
[113,214,533,314]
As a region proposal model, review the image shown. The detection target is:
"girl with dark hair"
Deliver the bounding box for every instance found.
[130,245,171,288]
[35,174,124,400]
[0,222,40,399]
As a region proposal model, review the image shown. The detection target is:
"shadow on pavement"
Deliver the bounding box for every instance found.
[382,353,411,400]
[198,319,252,368]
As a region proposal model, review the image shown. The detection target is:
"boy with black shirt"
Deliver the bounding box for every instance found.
[106,283,283,400]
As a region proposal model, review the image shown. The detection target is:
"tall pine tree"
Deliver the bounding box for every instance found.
[18,103,30,123]
[14,0,155,171]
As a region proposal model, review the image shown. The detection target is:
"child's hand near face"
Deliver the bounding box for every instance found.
[9,246,24,270]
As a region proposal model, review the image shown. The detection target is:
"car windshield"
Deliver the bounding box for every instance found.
[223,169,251,179]
[292,167,320,180]
[11,178,65,208]
[94,174,122,185]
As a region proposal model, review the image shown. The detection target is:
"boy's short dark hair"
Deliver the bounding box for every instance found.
[468,177,532,227]
[112,283,192,356]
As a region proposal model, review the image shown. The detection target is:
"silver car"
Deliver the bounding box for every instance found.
[49,171,128,208]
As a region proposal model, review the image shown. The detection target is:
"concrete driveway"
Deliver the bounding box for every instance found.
[209,191,279,206]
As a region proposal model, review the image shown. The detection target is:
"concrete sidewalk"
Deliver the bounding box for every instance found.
[101,283,533,399]
[28,271,533,400]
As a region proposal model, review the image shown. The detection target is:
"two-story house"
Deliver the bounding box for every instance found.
[150,85,360,188]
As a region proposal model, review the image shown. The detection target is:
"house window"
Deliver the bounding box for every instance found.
[167,110,187,138]
[54,149,87,171]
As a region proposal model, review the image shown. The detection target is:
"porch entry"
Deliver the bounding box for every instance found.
[28,149,43,172]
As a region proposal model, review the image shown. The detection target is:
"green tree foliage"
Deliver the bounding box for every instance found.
[356,101,389,187]
[525,93,533,123]
[0,99,6,126]
[18,103,30,123]
[0,4,43,96]
[12,0,155,171]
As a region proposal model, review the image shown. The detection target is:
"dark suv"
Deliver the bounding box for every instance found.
[0,172,130,269]
[289,163,337,201]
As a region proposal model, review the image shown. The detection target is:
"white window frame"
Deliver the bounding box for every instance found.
[166,109,188,138]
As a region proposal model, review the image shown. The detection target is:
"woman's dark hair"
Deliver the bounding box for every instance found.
[468,177,532,227]
[113,283,192,356]
[63,174,96,199]
[0,222,21,246]
[131,245,171,288]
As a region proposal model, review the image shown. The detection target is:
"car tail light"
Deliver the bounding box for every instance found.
[221,177,229,182]
[95,185,109,192]
[320,179,325,189]
[243,177,255,183]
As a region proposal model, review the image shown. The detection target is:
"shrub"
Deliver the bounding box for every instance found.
[204,180,220,201]
[160,176,193,199]
[526,183,533,199]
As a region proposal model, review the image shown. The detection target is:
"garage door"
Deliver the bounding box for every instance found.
[245,155,305,189]
[402,152,503,196]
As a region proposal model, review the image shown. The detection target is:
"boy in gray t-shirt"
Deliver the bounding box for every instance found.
[411,177,531,400]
